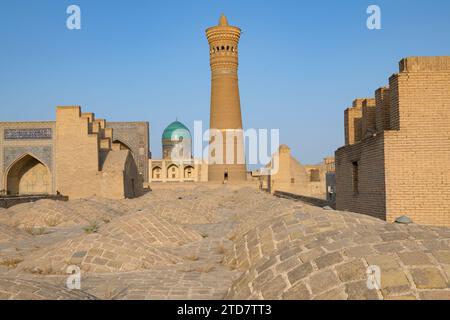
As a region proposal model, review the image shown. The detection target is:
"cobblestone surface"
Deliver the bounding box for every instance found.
[225,202,450,300]
[0,186,449,300]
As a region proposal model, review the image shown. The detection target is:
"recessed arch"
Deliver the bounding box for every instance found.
[5,153,51,195]
[167,164,179,180]
[184,166,195,179]
[152,166,162,179]
[112,140,133,154]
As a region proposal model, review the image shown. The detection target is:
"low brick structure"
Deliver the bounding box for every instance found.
[335,56,450,227]
[262,145,334,200]
[0,195,68,209]
[0,107,145,200]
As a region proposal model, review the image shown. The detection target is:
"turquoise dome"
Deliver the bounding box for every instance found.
[162,121,191,141]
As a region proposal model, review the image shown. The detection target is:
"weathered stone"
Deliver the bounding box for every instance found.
[395,216,413,224]
[432,251,450,264]
[374,243,405,253]
[282,282,311,300]
[345,281,379,300]
[419,291,450,300]
[313,286,347,300]
[260,275,288,300]
[381,270,411,295]
[398,252,432,266]
[409,268,447,289]
[421,240,448,251]
[72,251,87,259]
[287,262,314,285]
[384,295,417,300]
[275,256,300,273]
[324,239,354,251]
[299,247,325,263]
[345,245,374,258]
[365,255,399,271]
[92,257,108,266]
[279,247,299,261]
[308,270,340,295]
[252,269,275,290]
[255,256,278,274]
[336,260,367,282]
[315,252,344,269]
[380,232,410,242]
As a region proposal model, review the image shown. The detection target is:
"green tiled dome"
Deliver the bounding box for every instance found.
[162,121,191,141]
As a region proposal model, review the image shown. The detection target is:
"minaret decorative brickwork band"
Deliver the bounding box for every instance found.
[206,14,247,182]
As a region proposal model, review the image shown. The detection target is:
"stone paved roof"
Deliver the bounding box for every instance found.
[225,202,450,300]
[0,187,449,300]
[0,277,96,300]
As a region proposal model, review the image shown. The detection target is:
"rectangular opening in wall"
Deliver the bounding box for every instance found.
[352,161,359,195]
[309,169,320,182]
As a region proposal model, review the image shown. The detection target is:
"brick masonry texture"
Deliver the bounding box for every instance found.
[0,122,56,194]
[107,122,149,183]
[2,186,448,300]
[0,112,149,199]
[336,56,450,227]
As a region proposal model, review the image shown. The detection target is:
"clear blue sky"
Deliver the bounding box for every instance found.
[1,0,450,164]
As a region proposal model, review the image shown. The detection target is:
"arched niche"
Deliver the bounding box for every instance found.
[184,166,195,179]
[112,140,133,154]
[166,164,179,180]
[5,154,51,195]
[152,166,162,179]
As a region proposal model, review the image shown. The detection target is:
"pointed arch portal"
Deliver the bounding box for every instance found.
[113,140,133,154]
[6,154,51,195]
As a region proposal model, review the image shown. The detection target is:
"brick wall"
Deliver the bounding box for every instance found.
[55,107,102,198]
[336,56,450,227]
[361,98,376,138]
[375,87,391,132]
[0,122,56,194]
[55,107,142,200]
[344,102,362,146]
[335,135,386,220]
[107,122,149,183]
[383,57,450,226]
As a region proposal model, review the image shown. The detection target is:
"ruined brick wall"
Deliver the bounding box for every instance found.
[344,101,362,146]
[336,56,450,227]
[375,88,391,132]
[361,99,376,138]
[383,57,450,226]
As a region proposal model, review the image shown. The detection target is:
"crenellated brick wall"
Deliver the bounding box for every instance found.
[336,56,450,227]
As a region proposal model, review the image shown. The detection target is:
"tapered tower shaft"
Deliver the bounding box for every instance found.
[206,15,247,182]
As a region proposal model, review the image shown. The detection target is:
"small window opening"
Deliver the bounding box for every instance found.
[352,161,359,195]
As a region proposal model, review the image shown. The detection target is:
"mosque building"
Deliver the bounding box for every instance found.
[148,120,208,183]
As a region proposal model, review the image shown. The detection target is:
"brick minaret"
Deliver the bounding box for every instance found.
[206,14,247,182]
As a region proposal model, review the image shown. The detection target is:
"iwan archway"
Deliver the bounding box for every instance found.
[112,140,133,154]
[5,154,51,195]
